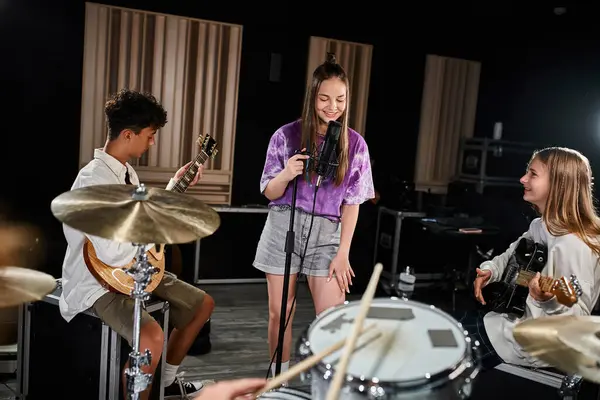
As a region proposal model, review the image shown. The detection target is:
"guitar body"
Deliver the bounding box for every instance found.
[482,238,548,317]
[83,238,165,294]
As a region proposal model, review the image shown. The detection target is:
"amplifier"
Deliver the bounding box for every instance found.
[17,281,169,400]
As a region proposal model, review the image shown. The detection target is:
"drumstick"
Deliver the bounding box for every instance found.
[252,323,380,398]
[325,263,383,400]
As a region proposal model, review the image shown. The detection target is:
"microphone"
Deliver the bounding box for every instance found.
[314,120,341,187]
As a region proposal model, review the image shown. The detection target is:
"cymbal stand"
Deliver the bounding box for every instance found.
[124,243,159,400]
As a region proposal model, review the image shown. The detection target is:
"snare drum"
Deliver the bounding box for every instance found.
[296,298,480,399]
[258,387,312,399]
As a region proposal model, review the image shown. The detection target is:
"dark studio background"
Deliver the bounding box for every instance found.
[2,0,600,280]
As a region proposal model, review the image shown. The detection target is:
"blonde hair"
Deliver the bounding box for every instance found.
[300,53,349,186]
[531,146,600,256]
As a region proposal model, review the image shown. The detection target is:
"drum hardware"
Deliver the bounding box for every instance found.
[395,266,416,300]
[513,315,600,384]
[0,266,56,308]
[123,243,158,399]
[51,183,220,399]
[257,386,312,399]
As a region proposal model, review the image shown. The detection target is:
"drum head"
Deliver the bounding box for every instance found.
[258,386,312,399]
[306,298,468,383]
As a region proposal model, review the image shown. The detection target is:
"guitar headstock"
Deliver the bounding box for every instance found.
[197,133,218,159]
[551,274,583,307]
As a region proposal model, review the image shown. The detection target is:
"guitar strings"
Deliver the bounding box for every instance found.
[516,270,554,291]
[173,141,213,193]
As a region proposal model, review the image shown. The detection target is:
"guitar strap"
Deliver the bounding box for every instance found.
[125,170,132,184]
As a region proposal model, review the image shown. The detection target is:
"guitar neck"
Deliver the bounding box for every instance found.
[171,152,208,193]
[515,269,555,292]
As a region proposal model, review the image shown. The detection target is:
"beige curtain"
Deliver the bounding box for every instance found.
[414,54,481,194]
[306,36,373,136]
[80,2,243,204]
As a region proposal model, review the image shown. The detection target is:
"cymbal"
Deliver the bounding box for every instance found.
[51,184,220,244]
[558,317,600,361]
[513,315,600,383]
[0,222,44,269]
[0,266,56,308]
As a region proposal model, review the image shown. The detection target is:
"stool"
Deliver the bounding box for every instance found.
[495,364,583,399]
[17,280,170,400]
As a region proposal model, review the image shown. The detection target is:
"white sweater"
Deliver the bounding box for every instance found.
[481,218,600,367]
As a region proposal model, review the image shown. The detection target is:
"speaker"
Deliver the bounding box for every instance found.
[18,283,169,400]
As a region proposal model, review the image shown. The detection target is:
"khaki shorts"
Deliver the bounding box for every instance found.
[92,272,206,345]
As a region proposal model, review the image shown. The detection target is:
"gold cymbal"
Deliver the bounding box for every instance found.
[51,184,220,244]
[513,315,600,383]
[0,222,44,269]
[558,317,600,362]
[0,266,56,308]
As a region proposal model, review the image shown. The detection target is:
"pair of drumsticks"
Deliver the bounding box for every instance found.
[253,263,384,399]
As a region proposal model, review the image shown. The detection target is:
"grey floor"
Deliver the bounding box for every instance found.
[0,281,360,399]
[179,281,362,391]
[2,281,599,399]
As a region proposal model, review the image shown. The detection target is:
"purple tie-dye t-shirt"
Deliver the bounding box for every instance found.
[259,120,375,220]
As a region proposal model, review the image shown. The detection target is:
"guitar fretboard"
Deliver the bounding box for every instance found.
[515,269,555,292]
[172,151,208,193]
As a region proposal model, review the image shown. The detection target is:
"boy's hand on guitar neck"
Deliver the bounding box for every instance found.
[474,268,492,305]
[174,161,203,186]
[528,271,554,302]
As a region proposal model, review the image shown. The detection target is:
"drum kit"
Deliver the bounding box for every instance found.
[2,182,600,399]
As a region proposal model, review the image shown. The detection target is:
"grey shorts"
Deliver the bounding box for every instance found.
[253,207,341,277]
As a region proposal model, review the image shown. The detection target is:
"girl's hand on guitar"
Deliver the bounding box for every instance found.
[473,268,492,305]
[175,162,204,186]
[528,272,554,302]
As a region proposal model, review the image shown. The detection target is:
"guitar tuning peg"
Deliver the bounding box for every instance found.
[212,149,219,158]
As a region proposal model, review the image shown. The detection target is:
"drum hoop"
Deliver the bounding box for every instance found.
[299,297,481,391]
[259,386,312,399]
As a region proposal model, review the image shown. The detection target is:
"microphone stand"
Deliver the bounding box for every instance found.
[274,171,300,376]
[273,140,337,376]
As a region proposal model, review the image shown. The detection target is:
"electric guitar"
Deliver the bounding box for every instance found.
[481,237,582,317]
[83,134,218,294]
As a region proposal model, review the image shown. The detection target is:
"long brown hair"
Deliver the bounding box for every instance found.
[531,147,600,256]
[300,53,349,186]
